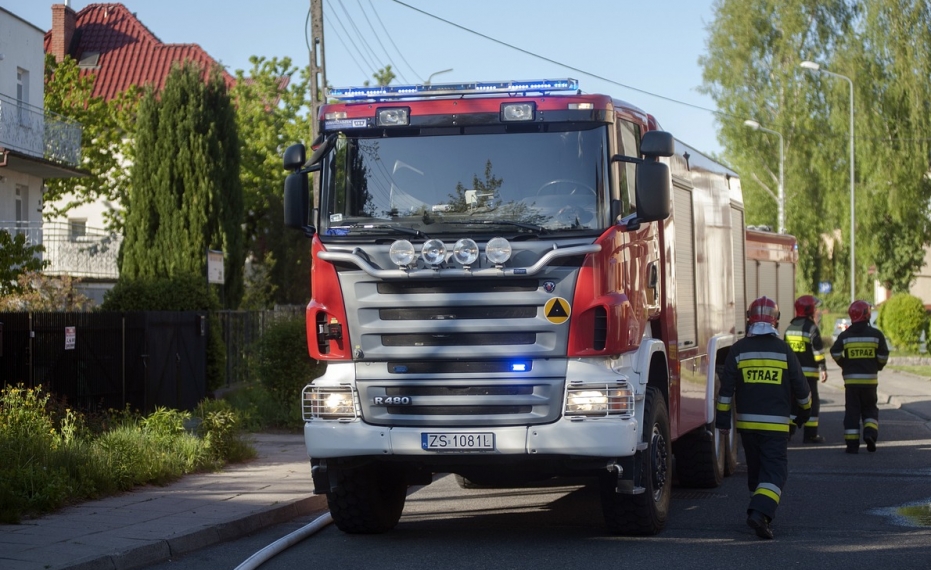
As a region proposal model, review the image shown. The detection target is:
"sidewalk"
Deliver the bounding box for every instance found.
[823,357,931,423]
[0,433,326,570]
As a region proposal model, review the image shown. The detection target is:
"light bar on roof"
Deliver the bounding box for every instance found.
[328,78,579,101]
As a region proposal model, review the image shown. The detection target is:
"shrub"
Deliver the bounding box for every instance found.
[877,293,928,352]
[251,316,323,418]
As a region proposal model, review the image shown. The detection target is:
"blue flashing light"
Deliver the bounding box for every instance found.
[510,362,529,372]
[328,79,579,101]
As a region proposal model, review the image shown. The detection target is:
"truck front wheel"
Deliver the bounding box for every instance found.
[600,386,671,535]
[326,464,407,534]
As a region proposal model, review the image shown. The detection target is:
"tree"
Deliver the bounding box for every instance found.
[0,271,91,311]
[700,0,853,296]
[701,0,931,299]
[231,57,313,305]
[365,66,396,87]
[43,54,140,231]
[0,232,47,296]
[121,62,244,308]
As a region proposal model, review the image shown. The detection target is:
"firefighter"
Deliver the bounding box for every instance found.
[716,296,811,540]
[784,295,829,443]
[830,300,889,454]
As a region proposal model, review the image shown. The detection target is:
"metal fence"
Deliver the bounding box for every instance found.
[0,308,305,413]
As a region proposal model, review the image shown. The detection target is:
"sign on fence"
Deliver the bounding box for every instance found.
[207,250,225,284]
[65,326,76,350]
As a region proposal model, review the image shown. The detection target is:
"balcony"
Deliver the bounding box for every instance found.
[0,221,121,280]
[0,93,82,168]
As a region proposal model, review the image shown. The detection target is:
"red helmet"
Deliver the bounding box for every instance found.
[848,300,872,323]
[747,296,780,327]
[794,295,821,318]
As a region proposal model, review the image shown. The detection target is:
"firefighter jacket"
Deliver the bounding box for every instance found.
[784,317,827,379]
[715,333,812,435]
[830,321,889,386]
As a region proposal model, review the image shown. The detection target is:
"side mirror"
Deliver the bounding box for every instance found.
[283,144,306,171]
[634,161,671,222]
[641,131,675,158]
[284,171,309,229]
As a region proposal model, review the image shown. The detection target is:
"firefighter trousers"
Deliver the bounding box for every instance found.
[792,377,821,438]
[740,431,788,521]
[844,385,879,450]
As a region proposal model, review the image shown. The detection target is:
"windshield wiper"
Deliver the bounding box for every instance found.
[328,223,429,238]
[442,220,548,234]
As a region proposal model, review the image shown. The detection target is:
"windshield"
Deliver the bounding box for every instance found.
[320,126,609,236]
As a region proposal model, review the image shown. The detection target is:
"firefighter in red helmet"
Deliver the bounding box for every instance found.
[784,295,828,443]
[716,296,811,539]
[830,300,889,453]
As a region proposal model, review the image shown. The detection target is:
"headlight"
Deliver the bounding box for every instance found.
[389,240,416,267]
[303,386,357,420]
[452,238,479,266]
[485,236,512,265]
[422,239,447,266]
[565,383,633,417]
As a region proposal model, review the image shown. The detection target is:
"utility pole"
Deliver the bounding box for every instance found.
[309,0,327,140]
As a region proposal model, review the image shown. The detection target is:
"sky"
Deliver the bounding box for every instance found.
[6,0,725,156]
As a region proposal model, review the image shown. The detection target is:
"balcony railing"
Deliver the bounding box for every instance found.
[0,221,121,280]
[0,93,82,167]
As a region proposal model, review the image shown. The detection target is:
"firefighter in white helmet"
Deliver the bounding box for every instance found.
[716,296,812,539]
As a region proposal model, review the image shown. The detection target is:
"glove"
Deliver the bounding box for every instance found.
[794,409,811,429]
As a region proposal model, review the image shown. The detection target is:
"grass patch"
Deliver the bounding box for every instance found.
[0,384,255,524]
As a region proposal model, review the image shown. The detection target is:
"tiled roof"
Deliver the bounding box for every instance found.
[43,3,234,101]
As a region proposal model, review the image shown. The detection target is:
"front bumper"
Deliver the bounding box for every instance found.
[304,415,639,458]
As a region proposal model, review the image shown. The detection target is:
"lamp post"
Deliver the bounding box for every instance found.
[744,120,785,235]
[425,68,453,85]
[801,60,855,304]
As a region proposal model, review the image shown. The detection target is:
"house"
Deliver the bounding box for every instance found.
[0,6,85,287]
[41,2,233,302]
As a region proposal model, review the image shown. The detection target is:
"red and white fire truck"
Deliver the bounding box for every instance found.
[282,78,794,535]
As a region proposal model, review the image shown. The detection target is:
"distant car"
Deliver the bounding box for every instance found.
[831,317,850,343]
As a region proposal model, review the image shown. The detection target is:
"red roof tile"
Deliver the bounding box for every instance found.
[43,3,234,101]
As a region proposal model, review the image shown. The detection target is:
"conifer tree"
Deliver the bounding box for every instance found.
[121,62,244,308]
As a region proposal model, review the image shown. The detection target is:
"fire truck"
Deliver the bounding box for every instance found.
[282,78,792,535]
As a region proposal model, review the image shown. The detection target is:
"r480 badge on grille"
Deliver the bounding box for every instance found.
[373,396,412,405]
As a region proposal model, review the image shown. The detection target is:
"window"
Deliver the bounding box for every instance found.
[70,219,87,241]
[614,119,641,213]
[17,68,29,125]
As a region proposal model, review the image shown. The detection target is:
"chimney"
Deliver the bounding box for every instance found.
[51,4,77,63]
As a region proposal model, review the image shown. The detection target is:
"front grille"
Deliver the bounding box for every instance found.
[377,279,539,295]
[380,306,537,320]
[382,332,536,346]
[387,405,531,415]
[386,385,533,396]
[358,378,564,427]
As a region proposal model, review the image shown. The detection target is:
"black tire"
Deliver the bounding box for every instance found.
[674,370,727,488]
[600,386,671,535]
[723,399,739,476]
[673,423,725,488]
[326,464,407,534]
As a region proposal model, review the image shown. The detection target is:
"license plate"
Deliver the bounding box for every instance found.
[422,432,495,451]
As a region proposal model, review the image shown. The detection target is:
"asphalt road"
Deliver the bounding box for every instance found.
[147,383,931,570]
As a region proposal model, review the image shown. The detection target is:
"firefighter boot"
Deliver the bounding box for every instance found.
[803,427,825,444]
[747,510,774,540]
[845,442,859,454]
[864,434,877,453]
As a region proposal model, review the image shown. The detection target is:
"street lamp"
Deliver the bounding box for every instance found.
[801,60,855,304]
[425,68,453,85]
[744,120,785,235]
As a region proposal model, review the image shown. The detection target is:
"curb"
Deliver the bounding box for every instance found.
[63,495,328,570]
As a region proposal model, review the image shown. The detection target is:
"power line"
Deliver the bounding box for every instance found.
[357,0,409,83]
[324,0,377,74]
[389,0,731,119]
[337,0,386,75]
[367,0,422,82]
[323,12,370,79]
